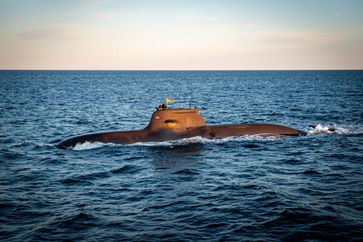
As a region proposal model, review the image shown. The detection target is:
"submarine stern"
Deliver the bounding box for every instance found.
[199,123,306,139]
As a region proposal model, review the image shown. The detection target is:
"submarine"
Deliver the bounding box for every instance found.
[57,100,306,149]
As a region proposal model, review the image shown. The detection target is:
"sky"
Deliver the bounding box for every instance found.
[0,0,362,70]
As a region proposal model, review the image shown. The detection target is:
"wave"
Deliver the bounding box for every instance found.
[69,135,279,150]
[132,135,278,146]
[307,124,359,135]
[72,141,113,150]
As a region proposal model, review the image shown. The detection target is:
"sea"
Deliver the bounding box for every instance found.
[1,70,362,241]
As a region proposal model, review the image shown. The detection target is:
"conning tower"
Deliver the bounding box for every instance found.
[146,103,206,132]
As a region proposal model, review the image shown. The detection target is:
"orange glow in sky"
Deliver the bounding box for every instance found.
[0,0,362,70]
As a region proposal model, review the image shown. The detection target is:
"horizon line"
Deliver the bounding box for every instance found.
[1,69,362,71]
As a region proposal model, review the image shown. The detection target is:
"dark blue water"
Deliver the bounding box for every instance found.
[1,70,362,241]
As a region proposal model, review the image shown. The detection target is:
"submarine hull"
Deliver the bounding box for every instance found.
[57,124,306,149]
[200,124,306,139]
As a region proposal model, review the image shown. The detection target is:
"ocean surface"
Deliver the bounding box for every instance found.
[1,70,362,241]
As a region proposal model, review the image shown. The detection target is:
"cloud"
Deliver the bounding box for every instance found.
[204,16,217,22]
[242,24,256,28]
[184,15,218,22]
[258,31,341,43]
[95,9,120,20]
[15,24,87,42]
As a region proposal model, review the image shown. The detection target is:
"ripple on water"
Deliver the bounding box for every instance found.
[55,212,99,229]
[1,70,363,241]
[302,170,321,175]
[61,178,94,186]
[111,165,142,174]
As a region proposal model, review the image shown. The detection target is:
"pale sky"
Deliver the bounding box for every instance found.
[0,0,362,70]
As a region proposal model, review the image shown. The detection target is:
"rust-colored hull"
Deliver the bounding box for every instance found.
[57,123,306,149]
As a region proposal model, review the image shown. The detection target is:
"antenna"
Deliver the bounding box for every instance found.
[188,78,194,109]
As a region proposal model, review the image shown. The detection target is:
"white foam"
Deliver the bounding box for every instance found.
[69,135,279,150]
[308,124,352,135]
[72,141,110,150]
[130,135,278,147]
[335,126,351,135]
